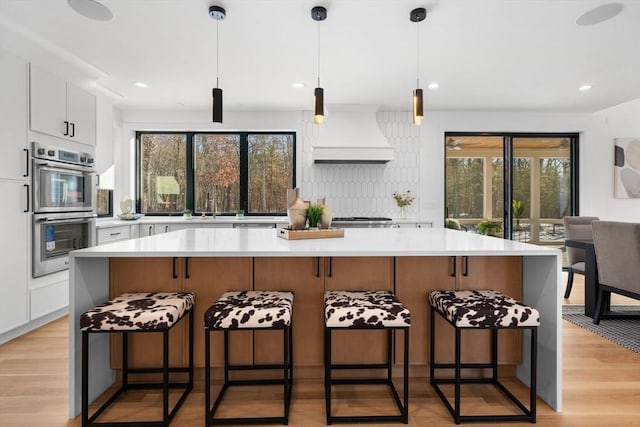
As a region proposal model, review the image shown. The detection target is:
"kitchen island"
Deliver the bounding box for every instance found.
[69,227,562,417]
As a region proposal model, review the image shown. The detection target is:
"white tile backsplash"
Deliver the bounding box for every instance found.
[301,111,420,218]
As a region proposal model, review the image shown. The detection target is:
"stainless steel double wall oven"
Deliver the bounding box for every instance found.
[31,142,96,277]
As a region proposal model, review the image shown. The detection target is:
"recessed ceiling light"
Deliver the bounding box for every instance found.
[68,0,113,21]
[579,84,592,91]
[291,82,305,89]
[135,82,148,88]
[428,82,439,90]
[576,3,624,26]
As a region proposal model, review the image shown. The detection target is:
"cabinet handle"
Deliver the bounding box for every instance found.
[63,121,69,136]
[328,256,333,278]
[462,256,469,277]
[23,148,29,177]
[315,257,320,278]
[70,122,75,138]
[450,256,456,277]
[172,257,178,279]
[185,257,190,279]
[165,225,169,233]
[24,184,30,212]
[148,225,153,236]
[110,232,121,236]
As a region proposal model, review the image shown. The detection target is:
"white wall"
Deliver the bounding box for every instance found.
[582,98,640,220]
[121,109,595,225]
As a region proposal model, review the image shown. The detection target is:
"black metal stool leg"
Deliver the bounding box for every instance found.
[324,327,332,425]
[403,327,409,424]
[530,327,537,423]
[122,332,129,388]
[429,306,435,386]
[82,331,89,427]
[205,329,211,427]
[454,327,461,424]
[163,329,169,426]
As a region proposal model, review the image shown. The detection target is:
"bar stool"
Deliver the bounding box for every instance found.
[324,290,411,424]
[429,289,539,424]
[80,291,195,427]
[204,291,294,425]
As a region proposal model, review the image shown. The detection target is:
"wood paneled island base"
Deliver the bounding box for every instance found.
[69,228,562,417]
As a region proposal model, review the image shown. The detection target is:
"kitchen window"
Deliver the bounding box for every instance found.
[136,131,295,215]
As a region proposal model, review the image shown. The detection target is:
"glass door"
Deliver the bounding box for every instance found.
[511,137,572,245]
[445,135,504,235]
[445,133,577,246]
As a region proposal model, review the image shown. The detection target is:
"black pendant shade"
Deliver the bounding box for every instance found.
[212,87,223,123]
[210,5,226,123]
[314,87,324,124]
[411,8,426,126]
[413,88,423,125]
[312,6,327,125]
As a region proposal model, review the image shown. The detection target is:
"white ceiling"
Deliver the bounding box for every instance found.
[1,0,639,113]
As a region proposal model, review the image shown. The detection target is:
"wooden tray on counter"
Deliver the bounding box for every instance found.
[277,227,344,240]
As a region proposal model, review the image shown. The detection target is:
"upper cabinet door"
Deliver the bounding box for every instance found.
[29,64,67,139]
[0,49,28,180]
[66,82,96,146]
[29,65,96,146]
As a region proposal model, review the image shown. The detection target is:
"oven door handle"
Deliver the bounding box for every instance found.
[36,216,94,224]
[34,160,95,174]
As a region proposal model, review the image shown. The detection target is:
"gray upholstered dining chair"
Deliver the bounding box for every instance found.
[591,220,640,324]
[563,216,599,299]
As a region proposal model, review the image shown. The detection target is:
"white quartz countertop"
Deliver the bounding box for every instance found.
[73,228,559,258]
[96,216,289,228]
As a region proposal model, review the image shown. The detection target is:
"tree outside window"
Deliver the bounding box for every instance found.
[137,131,295,215]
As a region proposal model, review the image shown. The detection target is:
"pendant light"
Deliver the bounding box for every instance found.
[410,8,426,126]
[209,5,226,123]
[311,6,327,125]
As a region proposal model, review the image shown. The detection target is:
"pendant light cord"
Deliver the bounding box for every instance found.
[216,17,220,89]
[317,19,321,87]
[416,20,420,88]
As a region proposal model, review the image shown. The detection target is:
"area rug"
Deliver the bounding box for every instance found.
[562,305,640,353]
[562,305,640,354]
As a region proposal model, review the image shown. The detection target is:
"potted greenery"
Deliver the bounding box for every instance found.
[392,190,415,219]
[183,209,192,218]
[512,200,525,229]
[306,203,324,228]
[476,219,502,236]
[236,209,244,217]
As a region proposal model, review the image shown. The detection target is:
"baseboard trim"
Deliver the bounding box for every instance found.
[0,307,68,345]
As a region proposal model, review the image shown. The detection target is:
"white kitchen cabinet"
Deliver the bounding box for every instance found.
[0,180,29,334]
[153,223,202,234]
[97,225,131,245]
[0,49,28,180]
[393,221,433,228]
[29,65,96,146]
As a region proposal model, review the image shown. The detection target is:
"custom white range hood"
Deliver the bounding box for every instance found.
[312,105,394,164]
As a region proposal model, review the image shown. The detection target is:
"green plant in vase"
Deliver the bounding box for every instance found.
[512,200,525,230]
[392,190,415,219]
[183,209,192,218]
[476,219,502,236]
[306,203,324,228]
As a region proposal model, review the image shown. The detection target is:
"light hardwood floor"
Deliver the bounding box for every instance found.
[1,274,639,426]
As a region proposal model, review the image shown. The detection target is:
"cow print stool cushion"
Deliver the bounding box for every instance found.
[324,291,411,328]
[429,290,540,328]
[204,291,294,329]
[80,292,195,332]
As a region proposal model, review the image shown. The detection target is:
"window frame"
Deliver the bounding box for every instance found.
[135,131,296,216]
[444,131,579,242]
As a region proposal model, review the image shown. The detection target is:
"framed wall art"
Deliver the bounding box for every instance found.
[614,138,640,198]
